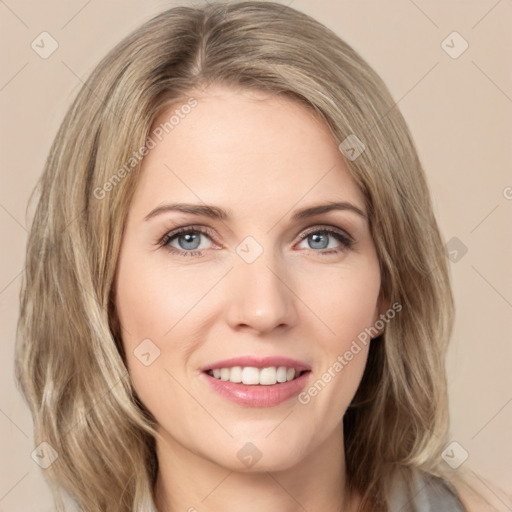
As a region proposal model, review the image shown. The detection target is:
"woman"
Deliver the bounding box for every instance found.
[15,2,486,511]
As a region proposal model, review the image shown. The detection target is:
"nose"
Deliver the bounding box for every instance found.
[223,248,298,335]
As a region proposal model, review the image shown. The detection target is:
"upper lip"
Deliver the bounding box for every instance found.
[201,356,311,373]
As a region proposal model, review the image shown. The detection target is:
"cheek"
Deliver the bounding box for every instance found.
[293,257,380,409]
[114,265,196,436]
[114,244,187,387]
[115,246,220,343]
[299,256,382,344]
[114,247,229,412]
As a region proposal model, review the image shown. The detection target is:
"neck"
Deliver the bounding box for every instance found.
[153,421,359,512]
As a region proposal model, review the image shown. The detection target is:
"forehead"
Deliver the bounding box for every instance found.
[132,86,364,218]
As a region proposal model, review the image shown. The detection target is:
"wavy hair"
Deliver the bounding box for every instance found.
[16,2,462,510]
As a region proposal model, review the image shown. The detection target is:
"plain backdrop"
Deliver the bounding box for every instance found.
[0,1,511,510]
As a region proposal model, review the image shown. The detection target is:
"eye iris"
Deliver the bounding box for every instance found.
[178,232,201,250]
[309,233,329,249]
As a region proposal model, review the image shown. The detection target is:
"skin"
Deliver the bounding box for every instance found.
[114,85,386,512]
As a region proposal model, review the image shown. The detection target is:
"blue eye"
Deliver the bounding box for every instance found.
[159,225,354,257]
[160,227,214,257]
[297,228,354,254]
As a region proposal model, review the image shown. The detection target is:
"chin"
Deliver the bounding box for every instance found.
[208,436,310,473]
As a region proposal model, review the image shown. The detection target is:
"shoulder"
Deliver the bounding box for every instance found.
[388,470,466,511]
[417,473,466,511]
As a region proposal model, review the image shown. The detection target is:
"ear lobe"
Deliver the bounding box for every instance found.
[374,288,391,321]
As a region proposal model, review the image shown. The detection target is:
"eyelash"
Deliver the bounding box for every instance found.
[158,225,354,258]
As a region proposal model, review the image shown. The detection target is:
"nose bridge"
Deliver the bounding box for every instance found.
[224,237,297,333]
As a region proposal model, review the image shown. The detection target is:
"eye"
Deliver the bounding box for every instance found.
[158,224,354,258]
[296,226,354,255]
[160,226,216,257]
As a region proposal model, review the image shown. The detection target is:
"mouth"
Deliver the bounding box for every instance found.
[204,366,310,385]
[200,356,312,407]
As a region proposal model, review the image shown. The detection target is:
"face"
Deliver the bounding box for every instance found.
[114,85,385,473]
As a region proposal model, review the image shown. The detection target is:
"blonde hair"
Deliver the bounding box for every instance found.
[16,2,461,510]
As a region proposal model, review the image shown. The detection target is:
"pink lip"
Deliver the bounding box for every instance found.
[201,370,311,408]
[200,356,311,373]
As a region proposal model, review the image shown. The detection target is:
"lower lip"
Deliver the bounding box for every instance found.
[201,371,311,407]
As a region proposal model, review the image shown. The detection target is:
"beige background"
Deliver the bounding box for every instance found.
[1,1,511,510]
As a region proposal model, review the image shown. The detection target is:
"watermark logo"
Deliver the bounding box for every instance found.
[444,236,468,263]
[338,134,366,161]
[134,338,161,366]
[441,31,469,59]
[236,236,264,264]
[31,441,59,469]
[236,442,263,468]
[31,32,59,59]
[441,441,469,469]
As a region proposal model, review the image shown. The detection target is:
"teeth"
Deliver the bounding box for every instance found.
[208,366,300,385]
[242,367,260,385]
[229,366,243,383]
[276,366,287,382]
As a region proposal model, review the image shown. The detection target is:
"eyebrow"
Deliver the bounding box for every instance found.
[144,200,367,222]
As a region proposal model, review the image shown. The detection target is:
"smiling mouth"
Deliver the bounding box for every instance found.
[204,366,310,385]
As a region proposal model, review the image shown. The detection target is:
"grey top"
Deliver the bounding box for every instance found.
[388,471,466,511]
[145,470,465,512]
